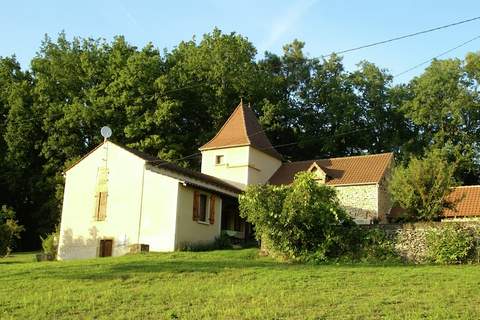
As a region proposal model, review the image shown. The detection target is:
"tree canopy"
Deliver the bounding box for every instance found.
[1,29,480,248]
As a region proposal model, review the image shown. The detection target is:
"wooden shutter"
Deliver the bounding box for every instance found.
[209,195,216,224]
[98,192,108,220]
[93,193,100,220]
[193,191,200,221]
[94,192,107,221]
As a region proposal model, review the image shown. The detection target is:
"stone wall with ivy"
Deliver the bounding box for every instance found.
[364,221,480,263]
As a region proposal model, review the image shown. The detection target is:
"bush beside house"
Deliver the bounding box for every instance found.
[0,205,24,257]
[239,172,354,262]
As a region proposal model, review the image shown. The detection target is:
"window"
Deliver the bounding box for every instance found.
[198,194,208,222]
[95,191,108,221]
[215,155,224,165]
[193,191,216,225]
[94,167,108,221]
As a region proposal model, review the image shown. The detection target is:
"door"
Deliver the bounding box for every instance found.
[99,239,113,257]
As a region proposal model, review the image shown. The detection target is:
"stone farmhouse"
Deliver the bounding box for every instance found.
[58,101,400,260]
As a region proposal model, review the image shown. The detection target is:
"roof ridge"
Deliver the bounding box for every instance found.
[283,152,393,166]
[108,141,241,193]
[199,102,244,150]
[453,185,480,189]
[240,102,251,145]
[316,152,393,162]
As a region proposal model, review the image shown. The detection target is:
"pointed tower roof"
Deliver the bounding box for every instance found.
[199,100,282,160]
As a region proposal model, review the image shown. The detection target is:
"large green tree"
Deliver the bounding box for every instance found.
[401,58,480,183]
[3,29,480,249]
[389,148,459,222]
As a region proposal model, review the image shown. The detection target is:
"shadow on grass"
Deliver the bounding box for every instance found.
[36,250,296,281]
[0,252,38,264]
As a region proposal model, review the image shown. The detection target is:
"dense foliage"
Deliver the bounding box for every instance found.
[0,205,24,256]
[1,29,480,248]
[426,224,479,264]
[40,226,59,258]
[389,148,459,222]
[239,172,353,261]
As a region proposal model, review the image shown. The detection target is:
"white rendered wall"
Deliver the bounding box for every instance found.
[57,142,145,260]
[138,169,179,252]
[174,185,222,249]
[200,146,281,189]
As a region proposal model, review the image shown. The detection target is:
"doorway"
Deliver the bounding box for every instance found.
[99,239,113,257]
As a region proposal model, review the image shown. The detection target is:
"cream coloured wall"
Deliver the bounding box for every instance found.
[58,142,146,260]
[200,146,281,189]
[334,184,379,224]
[138,169,180,252]
[201,146,250,189]
[174,185,222,249]
[247,147,282,185]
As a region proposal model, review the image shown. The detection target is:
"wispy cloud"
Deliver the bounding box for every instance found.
[259,0,318,53]
[118,1,147,33]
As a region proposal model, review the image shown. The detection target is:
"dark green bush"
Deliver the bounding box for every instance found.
[359,228,398,262]
[0,206,24,257]
[40,226,59,258]
[181,232,233,252]
[426,224,477,264]
[239,172,352,262]
[325,226,399,263]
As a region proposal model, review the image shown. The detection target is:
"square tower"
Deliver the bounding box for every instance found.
[199,101,282,189]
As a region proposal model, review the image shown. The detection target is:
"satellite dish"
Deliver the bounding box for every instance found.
[101,126,112,140]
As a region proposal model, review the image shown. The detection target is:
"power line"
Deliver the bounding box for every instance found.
[321,16,480,58]
[156,125,379,167]
[394,34,480,77]
[259,126,376,152]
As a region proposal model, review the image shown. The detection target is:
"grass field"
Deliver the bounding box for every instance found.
[1,249,479,319]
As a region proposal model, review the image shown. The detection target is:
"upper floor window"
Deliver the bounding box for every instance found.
[94,167,108,221]
[95,191,108,221]
[215,155,224,165]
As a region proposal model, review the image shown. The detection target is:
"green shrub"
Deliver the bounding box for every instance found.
[426,224,476,264]
[325,226,399,263]
[180,232,233,252]
[40,226,59,258]
[359,228,398,262]
[388,148,458,222]
[0,205,24,257]
[239,172,353,261]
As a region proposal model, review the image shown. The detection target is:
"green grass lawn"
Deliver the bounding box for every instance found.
[1,249,479,319]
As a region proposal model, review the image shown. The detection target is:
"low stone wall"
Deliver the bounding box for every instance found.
[362,221,480,263]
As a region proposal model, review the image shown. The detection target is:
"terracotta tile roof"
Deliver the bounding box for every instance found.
[444,186,480,217]
[199,101,282,160]
[269,152,394,186]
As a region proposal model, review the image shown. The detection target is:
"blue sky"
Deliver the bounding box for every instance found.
[1,0,480,83]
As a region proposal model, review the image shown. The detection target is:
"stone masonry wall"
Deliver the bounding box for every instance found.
[362,221,480,263]
[334,184,378,222]
[377,162,393,223]
[377,182,392,223]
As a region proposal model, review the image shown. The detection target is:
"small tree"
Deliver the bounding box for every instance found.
[389,148,458,222]
[239,172,352,260]
[0,205,25,257]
